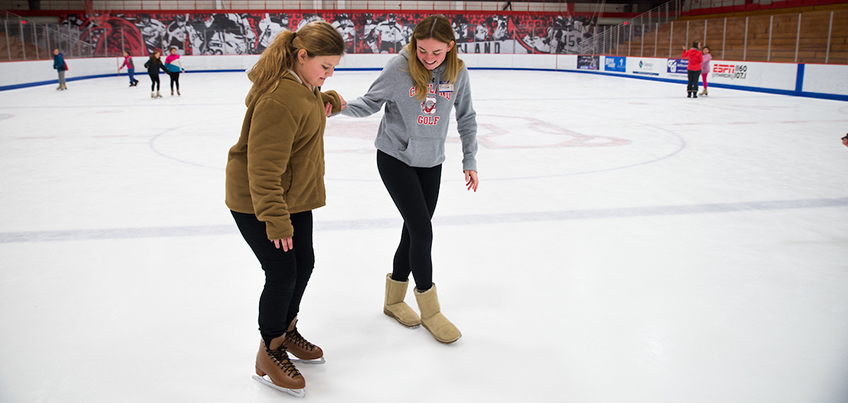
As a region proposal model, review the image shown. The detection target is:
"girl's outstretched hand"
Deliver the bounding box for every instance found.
[464,170,478,192]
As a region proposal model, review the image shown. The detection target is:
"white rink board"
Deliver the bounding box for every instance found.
[1,53,846,100]
[802,63,848,96]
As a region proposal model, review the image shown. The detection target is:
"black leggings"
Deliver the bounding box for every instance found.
[169,71,180,91]
[377,150,441,291]
[232,210,314,345]
[687,69,701,94]
[149,72,160,91]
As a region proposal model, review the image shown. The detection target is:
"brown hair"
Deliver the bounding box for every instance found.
[405,15,464,101]
[248,21,345,97]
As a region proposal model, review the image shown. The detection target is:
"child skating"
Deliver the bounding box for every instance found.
[52,49,68,90]
[164,47,185,96]
[699,46,712,96]
[118,50,139,87]
[143,50,167,98]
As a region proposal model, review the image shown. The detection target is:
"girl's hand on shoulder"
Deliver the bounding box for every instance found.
[464,170,478,192]
[272,238,294,251]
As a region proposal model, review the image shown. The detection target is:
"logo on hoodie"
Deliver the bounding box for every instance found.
[412,84,441,125]
[422,94,437,115]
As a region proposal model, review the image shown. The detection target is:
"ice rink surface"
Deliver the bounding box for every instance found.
[1,67,847,403]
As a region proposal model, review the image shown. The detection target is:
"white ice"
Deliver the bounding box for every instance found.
[1,68,847,403]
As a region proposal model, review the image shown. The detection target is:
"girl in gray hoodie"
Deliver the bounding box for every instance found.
[340,15,478,344]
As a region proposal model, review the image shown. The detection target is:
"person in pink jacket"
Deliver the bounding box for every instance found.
[163,47,185,96]
[118,50,139,87]
[681,41,703,98]
[699,46,712,96]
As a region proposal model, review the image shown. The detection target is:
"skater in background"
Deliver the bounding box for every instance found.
[144,50,167,98]
[338,15,478,345]
[225,21,345,397]
[52,49,67,90]
[699,46,712,97]
[842,133,848,147]
[118,50,139,87]
[682,41,703,98]
[164,47,185,96]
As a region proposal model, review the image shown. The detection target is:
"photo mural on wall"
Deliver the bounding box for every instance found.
[59,12,597,56]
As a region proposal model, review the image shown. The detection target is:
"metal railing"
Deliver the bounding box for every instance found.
[581,0,682,55]
[2,10,93,60]
[586,5,848,64]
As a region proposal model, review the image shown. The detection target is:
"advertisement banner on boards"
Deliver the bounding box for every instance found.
[577,55,600,70]
[667,58,689,75]
[629,58,662,76]
[604,56,626,72]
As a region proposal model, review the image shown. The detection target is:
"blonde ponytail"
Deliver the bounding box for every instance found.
[248,21,345,97]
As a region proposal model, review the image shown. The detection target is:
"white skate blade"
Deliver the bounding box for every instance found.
[252,375,305,398]
[289,355,325,365]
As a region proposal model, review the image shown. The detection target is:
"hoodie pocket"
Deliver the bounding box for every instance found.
[403,137,444,167]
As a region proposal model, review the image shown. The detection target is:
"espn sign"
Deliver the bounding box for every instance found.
[712,63,748,80]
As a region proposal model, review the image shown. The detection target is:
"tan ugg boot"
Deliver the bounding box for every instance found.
[283,317,324,364]
[414,284,461,344]
[384,274,421,328]
[255,335,305,390]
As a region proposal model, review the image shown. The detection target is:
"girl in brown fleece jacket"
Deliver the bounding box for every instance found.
[225,21,344,397]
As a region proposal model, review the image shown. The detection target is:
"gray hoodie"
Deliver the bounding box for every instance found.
[340,49,478,171]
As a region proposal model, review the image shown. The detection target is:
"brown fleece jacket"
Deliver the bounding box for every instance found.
[225,71,341,240]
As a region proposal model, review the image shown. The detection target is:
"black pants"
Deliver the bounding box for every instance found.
[377,150,441,291]
[687,69,701,94]
[232,210,314,345]
[149,72,160,91]
[169,71,180,91]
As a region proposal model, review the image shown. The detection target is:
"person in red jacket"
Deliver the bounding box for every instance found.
[681,40,703,98]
